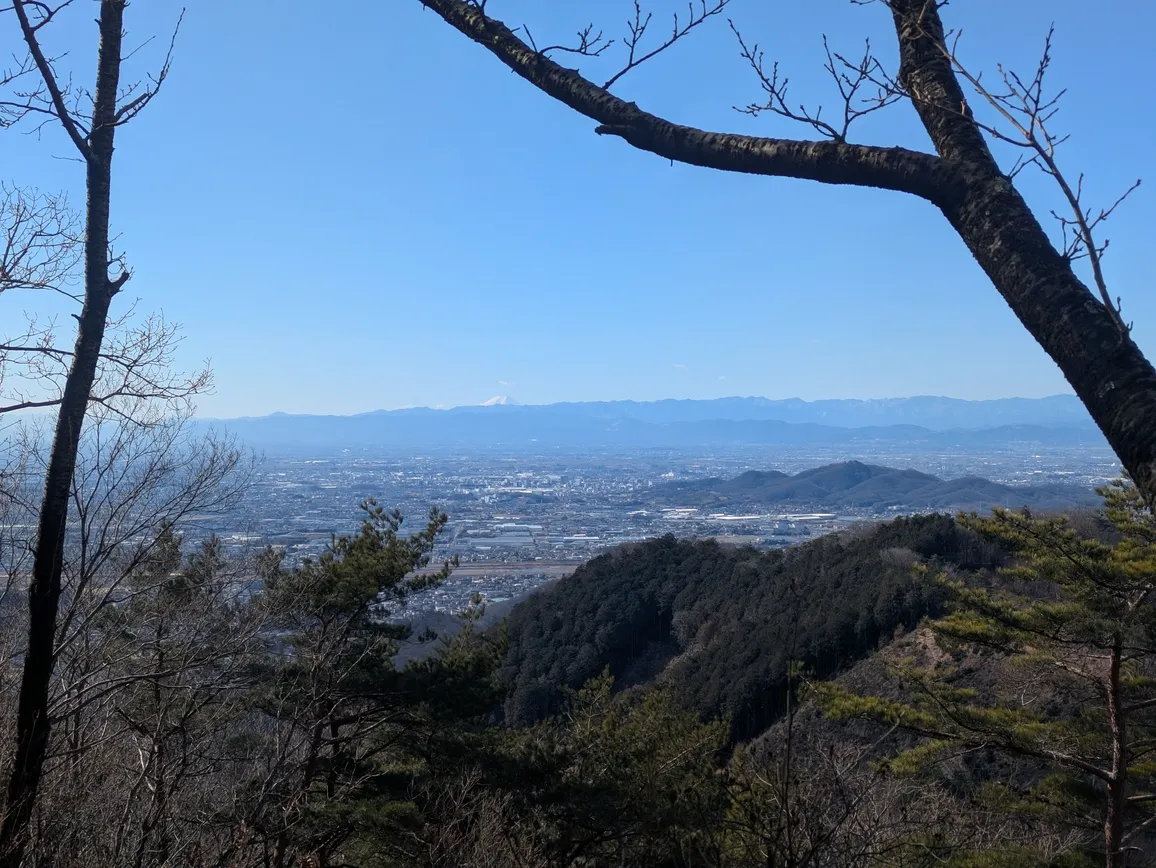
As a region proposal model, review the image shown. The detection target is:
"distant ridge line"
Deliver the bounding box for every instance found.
[213,394,1090,427]
[649,459,1101,512]
[198,395,1105,451]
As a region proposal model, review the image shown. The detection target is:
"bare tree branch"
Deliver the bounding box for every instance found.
[112,8,184,126]
[731,25,904,143]
[419,0,1156,512]
[0,184,79,294]
[518,22,612,60]
[603,0,730,90]
[417,0,955,202]
[9,0,90,158]
[1,310,212,419]
[929,23,1139,334]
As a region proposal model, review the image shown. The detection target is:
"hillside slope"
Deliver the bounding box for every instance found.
[648,460,1099,511]
[499,515,1004,741]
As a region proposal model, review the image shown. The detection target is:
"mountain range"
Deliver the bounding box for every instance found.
[647,460,1099,511]
[204,395,1105,451]
[498,394,1093,428]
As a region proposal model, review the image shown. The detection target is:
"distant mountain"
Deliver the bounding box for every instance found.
[535,395,1094,430]
[648,460,1099,511]
[219,394,1093,429]
[203,396,1104,452]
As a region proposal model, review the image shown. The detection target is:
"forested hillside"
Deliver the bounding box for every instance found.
[500,514,1003,740]
[648,460,1100,511]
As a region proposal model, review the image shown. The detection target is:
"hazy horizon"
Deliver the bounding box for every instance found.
[196,392,1083,420]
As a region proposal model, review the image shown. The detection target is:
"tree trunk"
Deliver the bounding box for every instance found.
[1104,637,1126,867]
[0,3,126,863]
[933,162,1156,502]
[888,0,1156,507]
[1106,774,1127,868]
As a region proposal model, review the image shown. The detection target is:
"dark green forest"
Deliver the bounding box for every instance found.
[500,515,999,740]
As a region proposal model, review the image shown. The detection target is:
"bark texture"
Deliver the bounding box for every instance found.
[886,0,1156,510]
[0,3,127,863]
[419,0,1156,504]
[1105,636,1126,868]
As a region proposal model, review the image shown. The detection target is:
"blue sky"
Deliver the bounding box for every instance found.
[1,0,1152,417]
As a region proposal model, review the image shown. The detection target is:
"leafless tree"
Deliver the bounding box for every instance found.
[2,307,210,418]
[405,768,551,868]
[22,531,268,867]
[0,2,193,861]
[416,0,1156,503]
[0,183,79,461]
[0,185,77,297]
[0,396,250,864]
[721,724,1088,867]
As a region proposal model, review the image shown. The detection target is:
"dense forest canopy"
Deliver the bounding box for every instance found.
[500,514,1003,741]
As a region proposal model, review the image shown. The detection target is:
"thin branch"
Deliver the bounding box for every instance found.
[603,0,730,90]
[731,24,903,143]
[417,0,958,204]
[10,0,91,159]
[518,22,612,60]
[113,8,184,126]
[928,21,1138,335]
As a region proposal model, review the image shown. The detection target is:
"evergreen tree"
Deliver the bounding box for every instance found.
[237,501,504,867]
[490,671,729,867]
[820,481,1156,867]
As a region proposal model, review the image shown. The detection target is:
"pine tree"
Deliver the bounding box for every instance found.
[820,481,1156,867]
[492,670,729,867]
[238,500,504,867]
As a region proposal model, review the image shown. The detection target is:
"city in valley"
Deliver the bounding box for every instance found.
[185,442,1120,618]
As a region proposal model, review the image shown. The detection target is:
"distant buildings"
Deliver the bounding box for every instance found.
[186,444,1115,614]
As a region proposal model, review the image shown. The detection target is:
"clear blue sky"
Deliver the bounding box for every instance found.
[1,0,1151,417]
